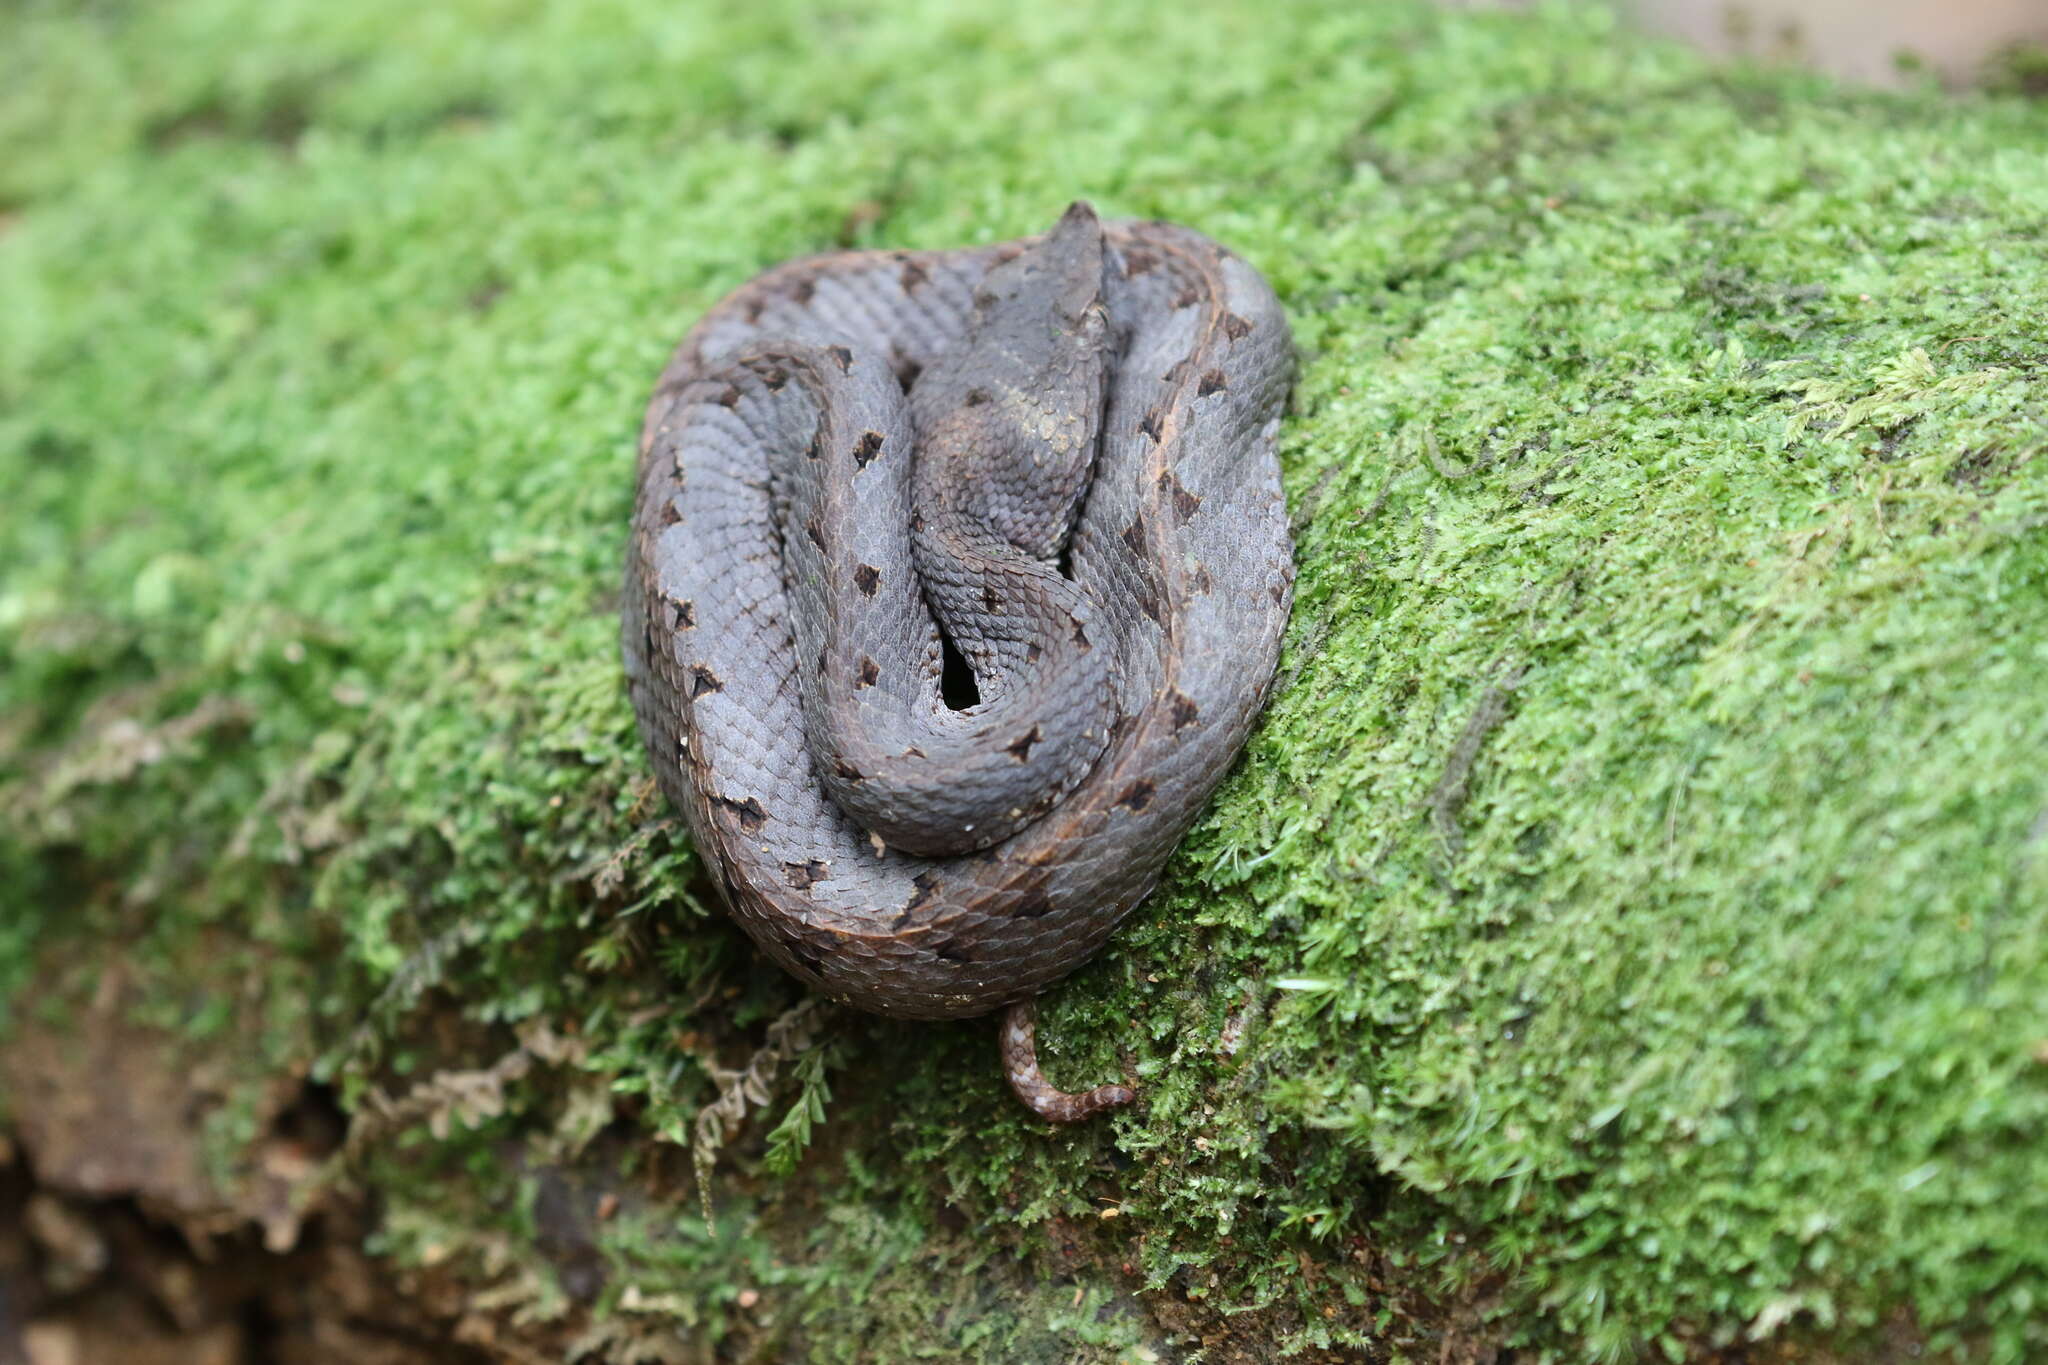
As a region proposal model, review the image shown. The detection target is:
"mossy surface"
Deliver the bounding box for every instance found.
[4,0,2046,1359]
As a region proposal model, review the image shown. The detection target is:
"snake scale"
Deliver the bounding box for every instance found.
[622,204,1294,1121]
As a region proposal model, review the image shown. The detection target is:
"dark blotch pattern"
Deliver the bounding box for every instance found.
[784,858,829,889]
[716,794,769,832]
[1133,576,1161,624]
[1006,726,1042,762]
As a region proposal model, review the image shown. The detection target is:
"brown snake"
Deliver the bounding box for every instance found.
[622,204,1294,1121]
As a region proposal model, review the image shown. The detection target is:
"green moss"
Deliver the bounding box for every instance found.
[4,0,2046,1358]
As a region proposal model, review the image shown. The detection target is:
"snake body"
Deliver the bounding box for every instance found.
[623,205,1293,1120]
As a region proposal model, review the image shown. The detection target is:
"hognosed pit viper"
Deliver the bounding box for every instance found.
[623,203,1294,1121]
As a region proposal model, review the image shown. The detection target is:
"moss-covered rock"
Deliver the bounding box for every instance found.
[4,0,2045,1359]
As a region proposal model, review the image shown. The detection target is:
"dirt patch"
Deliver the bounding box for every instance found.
[0,980,490,1364]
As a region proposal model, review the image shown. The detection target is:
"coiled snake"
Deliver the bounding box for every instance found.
[623,204,1294,1120]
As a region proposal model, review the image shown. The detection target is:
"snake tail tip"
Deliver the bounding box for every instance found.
[998,1000,1139,1123]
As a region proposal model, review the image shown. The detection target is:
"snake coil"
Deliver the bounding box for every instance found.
[623,204,1294,1119]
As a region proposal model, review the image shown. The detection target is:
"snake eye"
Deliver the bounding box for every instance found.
[1071,303,1110,345]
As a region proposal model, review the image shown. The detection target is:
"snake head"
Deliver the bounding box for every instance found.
[1041,200,1111,337]
[911,203,1115,562]
[968,200,1110,354]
